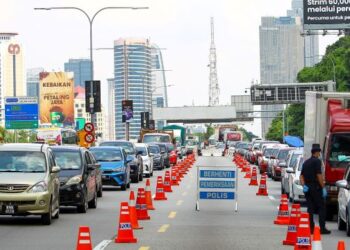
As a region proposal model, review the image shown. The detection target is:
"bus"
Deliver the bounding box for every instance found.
[36,127,78,145]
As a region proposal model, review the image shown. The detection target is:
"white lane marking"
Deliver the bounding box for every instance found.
[268,195,276,201]
[93,240,112,250]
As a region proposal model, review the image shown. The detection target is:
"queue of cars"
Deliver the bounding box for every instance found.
[0,139,183,225]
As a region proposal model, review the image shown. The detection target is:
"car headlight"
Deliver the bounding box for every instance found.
[66,175,82,186]
[113,167,125,172]
[28,181,48,193]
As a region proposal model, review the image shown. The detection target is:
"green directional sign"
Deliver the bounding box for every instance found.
[5,120,38,129]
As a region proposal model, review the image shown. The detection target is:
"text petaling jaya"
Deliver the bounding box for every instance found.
[42,82,72,87]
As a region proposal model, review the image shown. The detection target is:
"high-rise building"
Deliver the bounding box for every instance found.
[64,59,92,88]
[26,68,43,98]
[0,33,26,124]
[107,78,116,140]
[114,38,152,140]
[259,16,305,136]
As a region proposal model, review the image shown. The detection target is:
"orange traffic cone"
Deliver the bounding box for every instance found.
[249,167,258,186]
[136,188,150,220]
[145,179,155,210]
[312,226,322,250]
[294,212,311,250]
[274,194,290,225]
[163,171,173,192]
[283,203,301,245]
[128,191,143,230]
[337,241,346,250]
[115,202,137,243]
[244,165,251,178]
[76,226,93,250]
[171,169,179,186]
[154,176,167,200]
[256,173,268,196]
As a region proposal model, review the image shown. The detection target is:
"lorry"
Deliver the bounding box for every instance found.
[224,131,243,142]
[162,125,186,146]
[139,128,175,144]
[215,125,238,142]
[304,91,350,217]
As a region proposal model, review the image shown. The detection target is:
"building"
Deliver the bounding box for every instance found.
[0,33,26,123]
[74,86,107,140]
[259,16,305,136]
[64,59,92,88]
[26,68,43,98]
[113,38,152,140]
[107,78,115,140]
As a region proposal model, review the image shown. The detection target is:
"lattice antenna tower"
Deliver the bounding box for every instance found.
[209,17,220,106]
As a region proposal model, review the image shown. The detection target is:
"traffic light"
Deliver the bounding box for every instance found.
[141,112,150,129]
[85,81,101,113]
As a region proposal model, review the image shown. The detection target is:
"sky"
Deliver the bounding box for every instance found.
[0,0,339,137]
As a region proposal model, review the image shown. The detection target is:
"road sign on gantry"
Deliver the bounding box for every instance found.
[196,163,238,212]
[5,97,39,129]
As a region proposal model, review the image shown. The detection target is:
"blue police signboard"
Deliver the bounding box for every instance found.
[5,97,39,129]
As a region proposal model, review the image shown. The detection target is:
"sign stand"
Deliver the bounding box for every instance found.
[196,165,238,212]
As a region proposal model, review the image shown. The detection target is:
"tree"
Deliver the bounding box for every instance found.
[204,124,215,140]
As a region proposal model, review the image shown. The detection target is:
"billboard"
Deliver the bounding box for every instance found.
[122,100,133,123]
[303,0,350,30]
[39,72,75,126]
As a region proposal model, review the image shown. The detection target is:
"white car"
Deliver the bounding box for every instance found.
[135,143,153,178]
[281,148,303,195]
[336,164,350,236]
[286,156,306,203]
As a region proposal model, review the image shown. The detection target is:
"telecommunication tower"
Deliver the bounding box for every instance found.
[208,17,220,106]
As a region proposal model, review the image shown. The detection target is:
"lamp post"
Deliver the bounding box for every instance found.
[34,6,148,130]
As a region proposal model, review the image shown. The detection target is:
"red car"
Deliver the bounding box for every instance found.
[165,143,177,165]
[271,148,294,181]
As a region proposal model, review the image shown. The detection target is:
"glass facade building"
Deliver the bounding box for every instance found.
[64,59,92,88]
[26,68,43,98]
[114,38,152,140]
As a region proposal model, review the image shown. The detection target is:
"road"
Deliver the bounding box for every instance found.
[0,149,347,249]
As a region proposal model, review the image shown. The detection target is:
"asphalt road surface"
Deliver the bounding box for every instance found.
[0,149,347,250]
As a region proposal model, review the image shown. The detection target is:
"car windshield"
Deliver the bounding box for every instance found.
[136,147,147,156]
[149,146,160,154]
[0,151,47,173]
[329,133,350,168]
[263,148,274,157]
[158,144,166,152]
[90,149,122,162]
[278,150,291,160]
[100,142,135,155]
[53,151,82,170]
[143,134,170,143]
[298,158,304,171]
[289,153,301,169]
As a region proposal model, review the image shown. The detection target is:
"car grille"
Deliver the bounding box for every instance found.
[0,200,36,206]
[0,184,30,193]
[103,170,114,174]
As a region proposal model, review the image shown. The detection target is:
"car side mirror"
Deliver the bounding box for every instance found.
[336,180,349,190]
[161,150,166,154]
[150,153,154,157]
[87,164,96,171]
[51,166,60,173]
[286,168,295,174]
[126,155,133,163]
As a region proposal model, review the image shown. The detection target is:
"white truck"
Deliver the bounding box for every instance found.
[304,91,350,217]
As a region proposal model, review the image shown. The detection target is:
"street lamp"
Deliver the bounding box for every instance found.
[34,6,148,130]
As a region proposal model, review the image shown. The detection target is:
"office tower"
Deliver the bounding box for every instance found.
[27,68,44,98]
[114,38,152,140]
[64,59,92,88]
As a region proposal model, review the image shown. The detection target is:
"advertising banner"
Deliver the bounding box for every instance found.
[39,72,74,126]
[122,100,133,123]
[303,0,350,30]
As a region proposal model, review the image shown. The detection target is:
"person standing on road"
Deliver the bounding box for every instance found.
[300,144,331,235]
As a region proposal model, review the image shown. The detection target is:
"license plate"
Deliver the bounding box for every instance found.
[102,176,110,180]
[3,205,15,214]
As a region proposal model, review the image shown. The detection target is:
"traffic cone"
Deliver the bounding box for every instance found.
[136,188,150,220]
[76,226,92,250]
[283,203,301,245]
[244,165,251,178]
[115,202,137,243]
[337,241,345,250]
[294,213,311,250]
[256,173,268,196]
[163,171,173,192]
[249,167,258,186]
[154,176,167,200]
[145,179,155,210]
[274,194,290,225]
[171,169,179,186]
[312,226,322,250]
[128,191,143,229]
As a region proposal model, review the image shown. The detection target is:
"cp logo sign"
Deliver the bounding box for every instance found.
[8,44,20,55]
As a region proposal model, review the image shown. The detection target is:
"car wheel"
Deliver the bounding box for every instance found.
[53,198,60,219]
[281,184,285,194]
[97,184,103,198]
[88,191,97,209]
[41,200,52,225]
[139,171,143,182]
[146,173,150,178]
[77,192,88,213]
[346,213,350,237]
[126,182,130,188]
[338,210,346,231]
[132,174,139,183]
[121,183,127,191]
[289,188,294,203]
[150,171,153,177]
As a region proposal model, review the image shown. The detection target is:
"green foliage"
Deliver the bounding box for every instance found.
[205,124,215,140]
[238,127,258,142]
[266,36,350,139]
[2,128,37,143]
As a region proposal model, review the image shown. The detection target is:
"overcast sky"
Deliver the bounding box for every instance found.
[1,0,338,136]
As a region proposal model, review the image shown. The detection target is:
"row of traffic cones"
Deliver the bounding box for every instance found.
[233,153,346,250]
[76,153,197,250]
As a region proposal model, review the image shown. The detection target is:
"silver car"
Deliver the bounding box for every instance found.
[336,164,350,236]
[286,156,306,203]
[281,148,303,195]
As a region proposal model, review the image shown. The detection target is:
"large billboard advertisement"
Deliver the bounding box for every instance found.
[303,0,350,30]
[39,72,75,126]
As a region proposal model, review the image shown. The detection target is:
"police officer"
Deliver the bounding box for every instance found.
[300,144,331,234]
